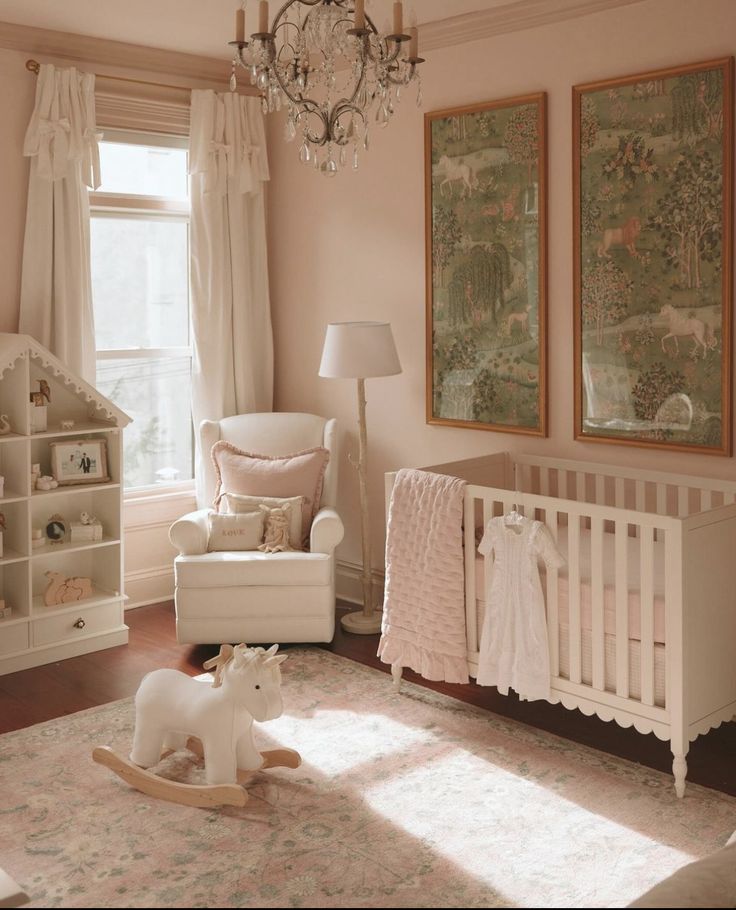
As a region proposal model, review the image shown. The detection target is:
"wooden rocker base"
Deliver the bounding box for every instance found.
[92,737,302,809]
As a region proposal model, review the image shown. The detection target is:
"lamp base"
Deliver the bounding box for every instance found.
[340,610,382,635]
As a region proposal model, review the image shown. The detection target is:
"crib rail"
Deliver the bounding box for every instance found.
[466,484,681,714]
[513,454,736,518]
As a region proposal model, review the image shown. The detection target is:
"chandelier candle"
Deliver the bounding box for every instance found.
[229,0,425,175]
[236,7,245,43]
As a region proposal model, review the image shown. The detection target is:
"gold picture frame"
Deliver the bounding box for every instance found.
[50,438,110,486]
[573,57,734,454]
[425,92,548,435]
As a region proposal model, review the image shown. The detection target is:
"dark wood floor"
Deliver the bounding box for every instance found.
[1,601,735,797]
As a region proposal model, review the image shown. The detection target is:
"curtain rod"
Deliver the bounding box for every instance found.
[25,58,240,95]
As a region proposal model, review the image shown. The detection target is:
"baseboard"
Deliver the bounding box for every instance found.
[336,560,385,607]
[125,564,175,610]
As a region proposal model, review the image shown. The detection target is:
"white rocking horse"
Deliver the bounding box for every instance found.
[93,643,301,808]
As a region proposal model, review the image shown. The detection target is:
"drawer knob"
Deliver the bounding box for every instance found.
[73,617,86,630]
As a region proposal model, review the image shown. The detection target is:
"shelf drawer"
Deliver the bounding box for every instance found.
[0,622,30,656]
[33,602,122,647]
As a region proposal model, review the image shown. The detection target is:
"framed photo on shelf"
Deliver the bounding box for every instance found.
[425,92,547,435]
[573,56,734,454]
[49,439,110,486]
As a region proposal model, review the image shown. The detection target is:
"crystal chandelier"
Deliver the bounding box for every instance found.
[229,0,425,175]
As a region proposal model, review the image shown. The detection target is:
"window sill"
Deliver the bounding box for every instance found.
[124,482,197,532]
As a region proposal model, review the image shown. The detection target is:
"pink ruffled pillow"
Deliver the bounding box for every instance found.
[211,442,330,546]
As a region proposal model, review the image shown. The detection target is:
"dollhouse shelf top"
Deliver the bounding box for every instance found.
[0,334,132,427]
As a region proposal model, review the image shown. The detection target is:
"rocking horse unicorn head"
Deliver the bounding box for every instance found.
[130,643,289,785]
[204,643,287,721]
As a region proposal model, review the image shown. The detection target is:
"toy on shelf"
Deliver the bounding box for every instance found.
[43,570,92,606]
[60,419,75,430]
[93,643,301,808]
[71,512,103,542]
[0,415,10,435]
[36,476,59,491]
[29,379,51,434]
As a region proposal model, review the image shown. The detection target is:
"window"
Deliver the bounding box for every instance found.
[90,131,193,492]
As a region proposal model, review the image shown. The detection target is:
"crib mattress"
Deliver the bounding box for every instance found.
[474,524,666,644]
[474,594,666,706]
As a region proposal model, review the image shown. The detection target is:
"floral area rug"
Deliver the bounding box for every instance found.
[1,647,735,908]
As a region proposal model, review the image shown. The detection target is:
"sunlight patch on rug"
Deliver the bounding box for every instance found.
[365,750,695,907]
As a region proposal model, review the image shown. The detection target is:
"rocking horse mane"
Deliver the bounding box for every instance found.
[202,643,286,688]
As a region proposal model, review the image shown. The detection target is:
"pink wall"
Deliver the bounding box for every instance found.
[267,0,736,571]
[0,48,34,332]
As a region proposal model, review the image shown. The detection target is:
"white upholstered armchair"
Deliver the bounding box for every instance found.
[169,413,344,644]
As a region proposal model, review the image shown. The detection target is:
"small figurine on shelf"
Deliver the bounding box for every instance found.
[31,464,41,490]
[71,511,103,542]
[0,415,11,435]
[36,476,59,491]
[31,528,45,549]
[0,602,11,619]
[29,379,51,434]
[60,419,75,431]
[43,570,92,606]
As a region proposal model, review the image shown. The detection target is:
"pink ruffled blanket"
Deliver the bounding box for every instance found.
[378,468,469,684]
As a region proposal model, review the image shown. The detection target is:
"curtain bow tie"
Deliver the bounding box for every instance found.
[38,117,71,135]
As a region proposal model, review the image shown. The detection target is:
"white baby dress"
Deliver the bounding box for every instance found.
[476,515,565,701]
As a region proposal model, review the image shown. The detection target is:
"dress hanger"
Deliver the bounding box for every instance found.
[504,498,525,528]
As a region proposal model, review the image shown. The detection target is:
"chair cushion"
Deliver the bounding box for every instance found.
[211,442,329,546]
[175,550,333,588]
[224,492,303,549]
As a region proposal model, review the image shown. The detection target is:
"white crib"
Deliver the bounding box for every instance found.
[385,452,736,797]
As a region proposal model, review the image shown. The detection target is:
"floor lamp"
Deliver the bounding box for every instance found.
[319,322,402,634]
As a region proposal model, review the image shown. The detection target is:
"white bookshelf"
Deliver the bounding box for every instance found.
[0,335,131,675]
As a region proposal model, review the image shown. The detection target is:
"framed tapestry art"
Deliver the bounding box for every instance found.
[573,57,733,454]
[425,93,547,435]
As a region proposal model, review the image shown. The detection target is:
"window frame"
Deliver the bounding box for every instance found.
[90,128,195,498]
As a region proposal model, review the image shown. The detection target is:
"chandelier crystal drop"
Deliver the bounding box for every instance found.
[229,0,425,175]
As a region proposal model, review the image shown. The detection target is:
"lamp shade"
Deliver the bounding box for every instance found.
[319,322,402,379]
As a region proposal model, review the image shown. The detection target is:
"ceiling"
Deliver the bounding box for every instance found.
[0,0,507,59]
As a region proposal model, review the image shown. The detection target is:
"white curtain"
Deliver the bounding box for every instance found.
[19,64,101,383]
[189,90,273,502]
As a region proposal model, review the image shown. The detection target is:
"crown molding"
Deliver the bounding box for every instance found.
[419,0,648,52]
[0,19,235,89]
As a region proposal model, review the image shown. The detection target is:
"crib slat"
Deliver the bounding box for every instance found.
[483,499,494,646]
[546,508,559,677]
[640,525,655,706]
[540,466,550,497]
[465,494,479,654]
[701,489,713,512]
[677,487,689,518]
[568,514,582,684]
[576,473,586,504]
[656,484,667,516]
[635,480,646,513]
[615,477,625,509]
[558,471,568,500]
[595,474,605,506]
[615,520,629,698]
[590,516,605,691]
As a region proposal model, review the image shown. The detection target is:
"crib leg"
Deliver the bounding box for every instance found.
[672,752,688,799]
[391,662,403,693]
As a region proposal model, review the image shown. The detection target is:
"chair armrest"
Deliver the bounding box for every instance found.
[310,507,344,554]
[169,509,210,556]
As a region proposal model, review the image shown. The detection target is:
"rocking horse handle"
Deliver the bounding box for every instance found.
[202,644,236,688]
